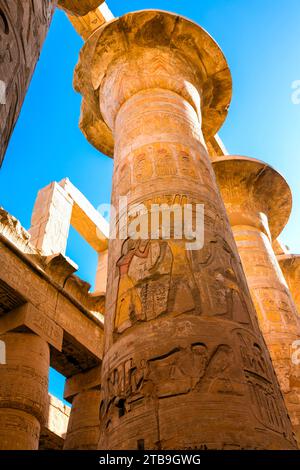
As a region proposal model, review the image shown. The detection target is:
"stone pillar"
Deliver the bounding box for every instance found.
[0,0,57,166]
[63,366,101,450]
[29,181,74,256]
[0,332,49,450]
[278,255,300,316]
[213,155,300,445]
[75,10,296,450]
[0,302,63,450]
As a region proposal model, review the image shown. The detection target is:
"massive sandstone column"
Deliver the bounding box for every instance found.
[74,10,296,449]
[213,155,300,444]
[63,366,101,450]
[0,332,49,450]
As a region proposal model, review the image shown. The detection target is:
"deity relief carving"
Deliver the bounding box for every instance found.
[113,238,203,334]
[189,233,252,324]
[113,229,254,335]
[114,239,151,334]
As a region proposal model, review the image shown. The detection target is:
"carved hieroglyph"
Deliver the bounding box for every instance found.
[74,10,296,450]
[0,0,57,167]
[213,155,300,445]
[0,1,110,168]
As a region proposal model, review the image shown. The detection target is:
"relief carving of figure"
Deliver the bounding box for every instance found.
[148,240,202,316]
[114,239,151,333]
[189,233,251,324]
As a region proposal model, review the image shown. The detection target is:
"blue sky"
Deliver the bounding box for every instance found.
[1,0,300,400]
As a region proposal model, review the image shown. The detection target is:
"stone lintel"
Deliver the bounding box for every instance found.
[58,0,105,16]
[0,217,104,377]
[59,178,109,252]
[207,134,228,159]
[64,365,101,403]
[66,2,114,41]
[0,303,63,351]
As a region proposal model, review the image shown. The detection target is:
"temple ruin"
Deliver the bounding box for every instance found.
[0,1,300,450]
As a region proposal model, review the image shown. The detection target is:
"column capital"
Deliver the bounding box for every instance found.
[212,155,292,239]
[278,253,300,274]
[74,10,232,156]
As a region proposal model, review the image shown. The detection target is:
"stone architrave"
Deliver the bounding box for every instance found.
[0,332,49,449]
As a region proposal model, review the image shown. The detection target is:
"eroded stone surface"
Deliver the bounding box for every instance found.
[0,0,56,167]
[75,10,296,450]
[278,254,300,316]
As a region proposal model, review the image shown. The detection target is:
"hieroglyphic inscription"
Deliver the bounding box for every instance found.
[0,1,55,165]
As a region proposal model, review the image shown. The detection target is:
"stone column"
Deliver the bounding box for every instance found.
[278,254,300,316]
[63,366,101,450]
[75,10,296,450]
[0,302,63,450]
[213,155,300,445]
[0,332,49,450]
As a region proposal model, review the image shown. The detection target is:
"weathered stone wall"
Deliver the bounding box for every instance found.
[0,0,57,167]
